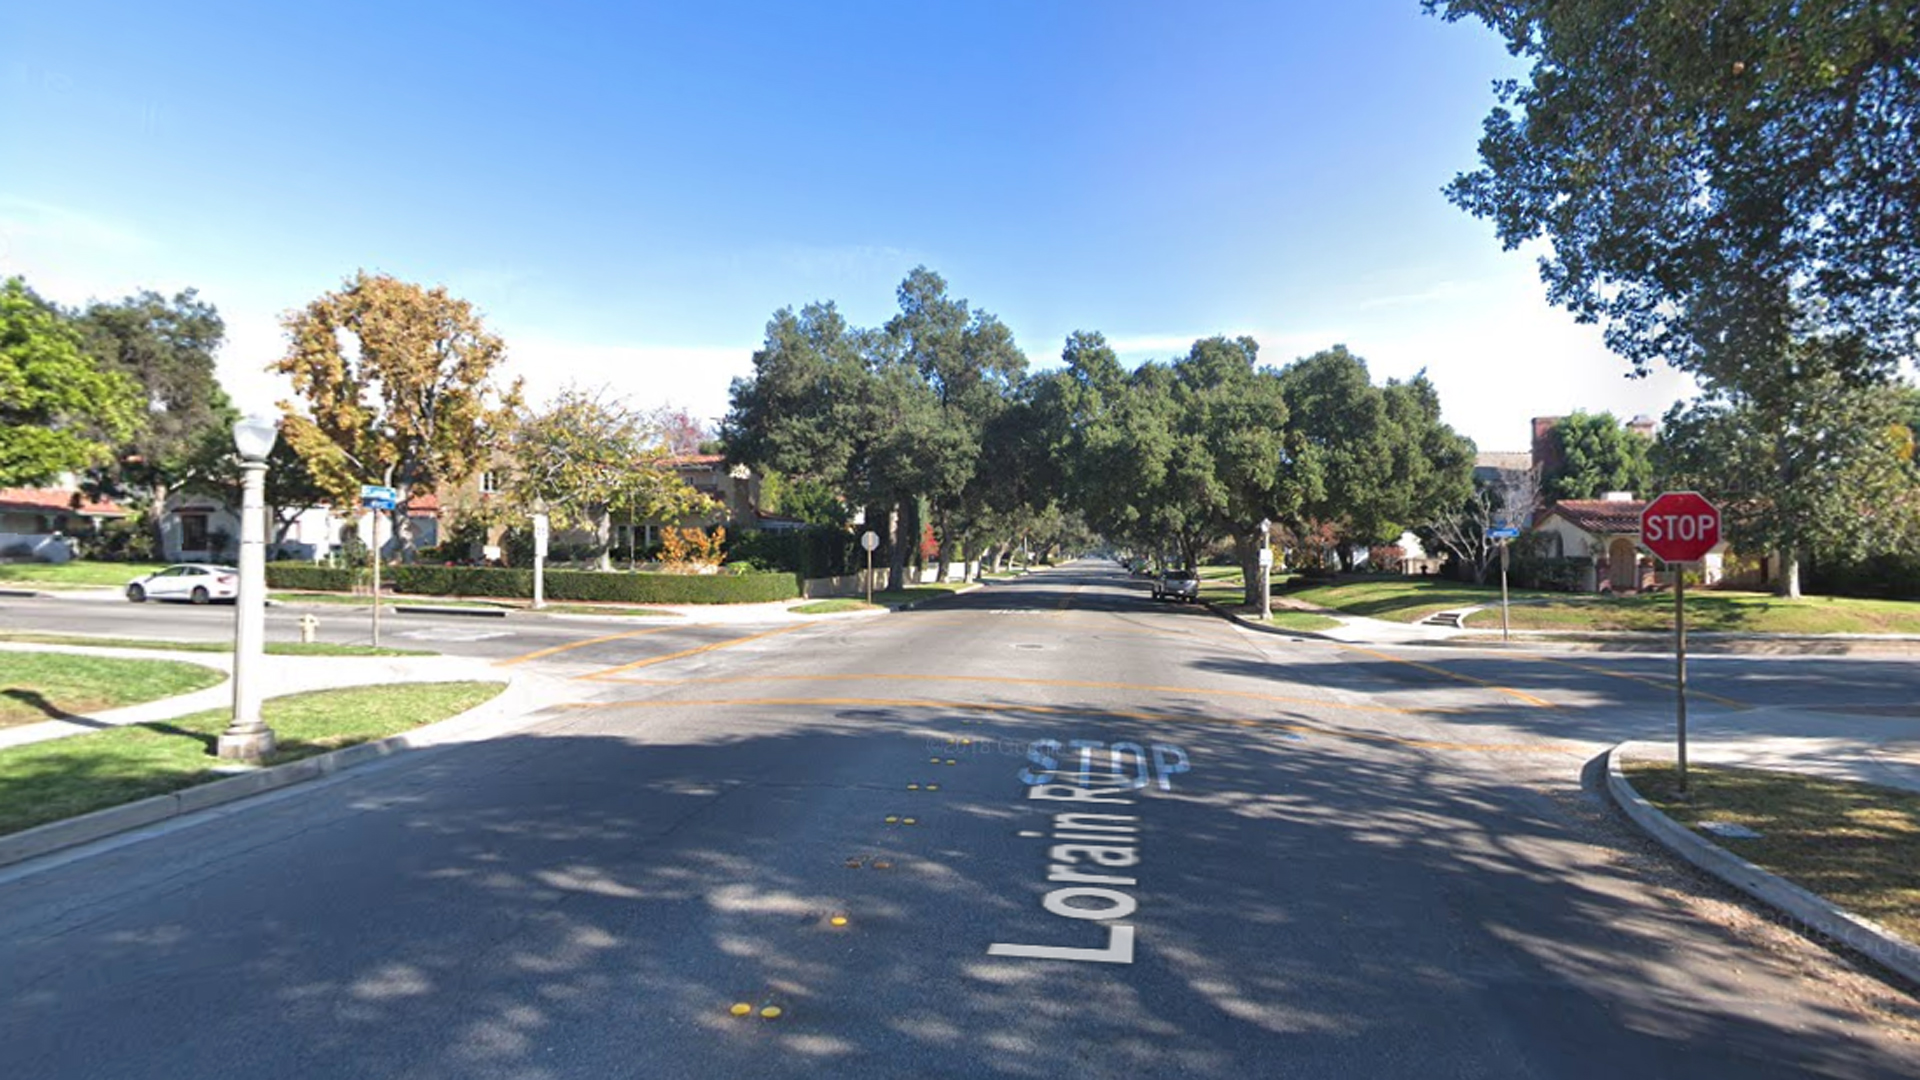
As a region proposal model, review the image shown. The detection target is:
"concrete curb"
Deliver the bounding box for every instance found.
[0,674,560,870]
[393,604,509,618]
[1201,600,1337,641]
[0,588,47,598]
[1604,742,1920,987]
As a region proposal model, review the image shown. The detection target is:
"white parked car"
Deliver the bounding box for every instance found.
[126,564,240,604]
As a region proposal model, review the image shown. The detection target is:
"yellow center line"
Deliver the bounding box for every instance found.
[1334,643,1557,708]
[600,670,1457,715]
[556,695,1570,754]
[577,624,807,680]
[493,623,685,666]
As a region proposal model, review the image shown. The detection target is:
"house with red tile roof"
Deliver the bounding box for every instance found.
[0,485,128,562]
[1533,494,1733,592]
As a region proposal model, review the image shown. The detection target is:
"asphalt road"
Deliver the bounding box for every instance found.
[2,563,1918,1077]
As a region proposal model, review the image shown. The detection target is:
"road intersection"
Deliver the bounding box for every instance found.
[2,563,1917,1077]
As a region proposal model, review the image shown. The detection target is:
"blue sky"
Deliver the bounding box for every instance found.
[1,1,1695,451]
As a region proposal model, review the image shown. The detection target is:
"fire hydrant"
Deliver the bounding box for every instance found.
[298,613,320,644]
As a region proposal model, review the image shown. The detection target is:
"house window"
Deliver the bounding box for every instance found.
[480,471,500,494]
[180,513,210,552]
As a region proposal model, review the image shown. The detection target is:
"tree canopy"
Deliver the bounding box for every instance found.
[1542,411,1652,500]
[73,287,233,548]
[0,277,141,488]
[1429,0,1920,387]
[273,271,521,558]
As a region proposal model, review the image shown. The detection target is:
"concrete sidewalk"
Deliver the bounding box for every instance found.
[0,643,509,750]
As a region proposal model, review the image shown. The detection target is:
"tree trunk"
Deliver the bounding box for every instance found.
[1775,549,1802,599]
[885,501,906,593]
[594,506,614,571]
[148,480,170,558]
[933,509,951,583]
[1240,531,1263,607]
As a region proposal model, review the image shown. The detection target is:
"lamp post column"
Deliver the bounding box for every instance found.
[218,454,274,761]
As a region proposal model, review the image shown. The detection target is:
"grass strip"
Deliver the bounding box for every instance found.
[0,681,505,836]
[0,652,226,729]
[1626,761,1920,946]
[790,598,876,615]
[1469,591,1920,635]
[0,633,429,657]
[0,561,170,588]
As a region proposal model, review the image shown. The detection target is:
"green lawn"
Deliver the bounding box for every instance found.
[1278,575,1920,634]
[1626,761,1920,946]
[1281,577,1553,623]
[0,681,505,836]
[873,583,974,607]
[0,652,226,729]
[1466,590,1920,635]
[790,597,876,615]
[0,632,430,657]
[0,560,168,589]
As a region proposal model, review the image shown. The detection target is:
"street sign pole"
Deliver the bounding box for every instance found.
[1499,538,1510,643]
[1640,491,1719,798]
[531,512,550,611]
[860,530,879,605]
[371,512,382,646]
[1675,562,1689,796]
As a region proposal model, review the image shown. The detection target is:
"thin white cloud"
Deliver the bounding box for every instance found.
[0,195,152,257]
[499,338,757,427]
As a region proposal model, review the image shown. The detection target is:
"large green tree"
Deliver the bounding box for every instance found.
[0,278,140,488]
[1429,0,1920,387]
[1432,0,1920,596]
[503,386,710,569]
[1653,357,1920,596]
[273,272,521,560]
[1543,411,1652,500]
[73,288,232,551]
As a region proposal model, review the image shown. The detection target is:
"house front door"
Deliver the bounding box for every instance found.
[1608,538,1638,592]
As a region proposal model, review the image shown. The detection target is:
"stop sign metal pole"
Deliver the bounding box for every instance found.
[1675,559,1689,795]
[1642,491,1719,798]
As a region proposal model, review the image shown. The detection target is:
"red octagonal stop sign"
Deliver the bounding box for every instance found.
[1641,491,1722,563]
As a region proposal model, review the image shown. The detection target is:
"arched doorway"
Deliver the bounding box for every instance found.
[1608,537,1639,592]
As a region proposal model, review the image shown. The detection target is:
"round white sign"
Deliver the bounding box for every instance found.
[861,530,880,552]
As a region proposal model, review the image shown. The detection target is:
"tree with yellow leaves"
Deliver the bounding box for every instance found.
[273,272,520,560]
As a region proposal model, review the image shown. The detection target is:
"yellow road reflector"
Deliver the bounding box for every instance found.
[907,783,920,790]
[872,860,893,870]
[961,738,972,745]
[729,1003,752,1017]
[884,815,899,823]
[945,758,957,765]
[929,757,940,763]
[927,784,940,791]
[760,1006,783,1020]
[845,857,862,868]
[903,817,918,825]
[829,914,849,927]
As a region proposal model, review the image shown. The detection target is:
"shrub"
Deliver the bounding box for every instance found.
[266,562,364,591]
[377,564,798,603]
[659,526,726,571]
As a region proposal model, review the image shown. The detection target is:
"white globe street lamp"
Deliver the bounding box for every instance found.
[1259,518,1273,622]
[217,414,280,762]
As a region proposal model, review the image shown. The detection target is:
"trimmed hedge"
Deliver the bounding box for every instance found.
[386,564,799,604]
[266,562,364,591]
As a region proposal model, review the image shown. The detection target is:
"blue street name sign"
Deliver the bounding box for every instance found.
[360,484,399,511]
[1486,525,1520,540]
